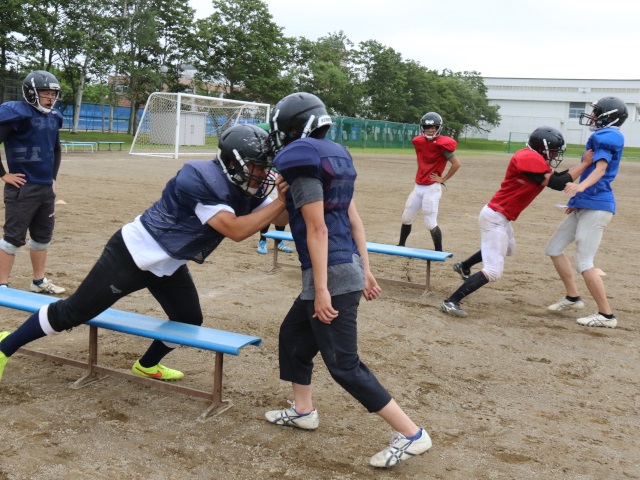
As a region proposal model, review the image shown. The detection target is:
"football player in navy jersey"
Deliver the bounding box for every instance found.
[0,124,288,382]
[0,70,66,295]
[263,92,432,468]
[545,97,627,329]
[397,112,461,251]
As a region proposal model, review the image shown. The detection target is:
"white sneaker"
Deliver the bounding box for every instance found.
[30,278,65,295]
[577,313,617,329]
[440,300,468,318]
[370,428,432,468]
[265,402,319,430]
[548,297,585,312]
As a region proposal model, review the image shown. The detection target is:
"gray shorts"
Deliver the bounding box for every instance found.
[545,209,613,273]
[3,183,56,247]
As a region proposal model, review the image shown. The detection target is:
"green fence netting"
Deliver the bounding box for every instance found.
[329,117,420,149]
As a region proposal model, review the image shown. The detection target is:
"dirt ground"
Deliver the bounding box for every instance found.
[0,148,638,480]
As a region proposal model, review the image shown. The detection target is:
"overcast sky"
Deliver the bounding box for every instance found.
[188,0,639,80]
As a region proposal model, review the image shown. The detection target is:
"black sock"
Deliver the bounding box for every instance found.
[599,312,615,319]
[260,225,269,241]
[138,340,175,368]
[398,224,412,246]
[566,295,582,302]
[430,226,442,252]
[463,250,483,270]
[447,271,490,304]
[0,311,47,357]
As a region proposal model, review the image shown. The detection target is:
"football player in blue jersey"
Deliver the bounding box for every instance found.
[0,124,288,382]
[545,97,627,329]
[0,70,66,295]
[263,92,431,468]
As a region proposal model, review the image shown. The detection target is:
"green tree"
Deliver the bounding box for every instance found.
[436,70,500,139]
[291,32,362,117]
[353,40,410,120]
[0,0,26,99]
[191,0,290,103]
[54,0,117,133]
[113,0,195,134]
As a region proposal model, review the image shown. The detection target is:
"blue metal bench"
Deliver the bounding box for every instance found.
[0,288,262,419]
[262,230,453,293]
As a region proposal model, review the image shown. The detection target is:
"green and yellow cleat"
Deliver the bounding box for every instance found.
[131,359,184,381]
[0,331,11,381]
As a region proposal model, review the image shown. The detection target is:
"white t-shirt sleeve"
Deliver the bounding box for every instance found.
[195,203,235,224]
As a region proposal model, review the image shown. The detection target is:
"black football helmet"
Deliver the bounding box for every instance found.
[579,96,628,130]
[527,126,566,168]
[22,70,61,114]
[420,112,443,140]
[269,92,333,152]
[216,124,275,198]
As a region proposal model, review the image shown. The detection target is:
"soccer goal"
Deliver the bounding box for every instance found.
[506,132,530,153]
[130,92,270,158]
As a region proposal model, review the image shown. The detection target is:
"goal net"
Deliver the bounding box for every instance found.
[506,132,530,153]
[130,92,270,158]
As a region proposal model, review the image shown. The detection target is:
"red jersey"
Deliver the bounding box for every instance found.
[487,148,551,221]
[412,135,457,185]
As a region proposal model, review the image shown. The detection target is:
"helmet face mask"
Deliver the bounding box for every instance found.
[269,92,332,152]
[420,112,443,140]
[579,96,628,131]
[22,70,61,114]
[216,124,276,199]
[527,126,566,169]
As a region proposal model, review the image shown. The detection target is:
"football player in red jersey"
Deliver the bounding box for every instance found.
[441,126,594,318]
[397,112,461,251]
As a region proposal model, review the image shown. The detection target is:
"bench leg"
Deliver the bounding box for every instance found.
[71,325,104,389]
[422,260,433,296]
[267,239,282,274]
[198,352,232,421]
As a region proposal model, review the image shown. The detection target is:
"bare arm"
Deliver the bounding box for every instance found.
[301,200,338,324]
[430,155,461,185]
[206,177,288,242]
[348,200,381,301]
[564,158,607,197]
[540,149,595,188]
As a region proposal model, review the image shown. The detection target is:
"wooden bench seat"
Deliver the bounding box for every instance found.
[0,288,261,420]
[263,230,453,293]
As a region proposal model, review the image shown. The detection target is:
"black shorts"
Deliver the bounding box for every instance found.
[3,183,55,247]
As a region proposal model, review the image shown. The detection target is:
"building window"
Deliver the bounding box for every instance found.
[569,102,586,119]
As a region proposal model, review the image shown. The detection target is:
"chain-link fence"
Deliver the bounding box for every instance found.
[329,117,420,149]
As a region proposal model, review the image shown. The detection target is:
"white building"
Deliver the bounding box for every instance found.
[469,78,640,148]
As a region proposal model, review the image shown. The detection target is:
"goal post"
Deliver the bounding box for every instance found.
[506,132,530,153]
[130,92,270,158]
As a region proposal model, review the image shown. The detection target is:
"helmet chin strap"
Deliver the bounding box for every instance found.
[301,115,316,138]
[34,101,52,114]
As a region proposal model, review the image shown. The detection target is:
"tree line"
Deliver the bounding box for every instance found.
[1,0,500,137]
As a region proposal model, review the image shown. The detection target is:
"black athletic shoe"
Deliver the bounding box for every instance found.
[453,262,470,281]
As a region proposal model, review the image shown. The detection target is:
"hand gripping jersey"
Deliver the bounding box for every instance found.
[140,160,264,263]
[412,135,457,185]
[487,148,551,221]
[0,101,62,185]
[568,127,624,213]
[274,138,358,270]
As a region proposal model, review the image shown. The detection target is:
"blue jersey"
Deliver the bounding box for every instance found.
[567,127,624,213]
[0,101,62,185]
[274,138,358,270]
[140,160,264,263]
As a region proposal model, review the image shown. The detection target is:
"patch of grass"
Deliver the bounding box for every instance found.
[58,131,640,162]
